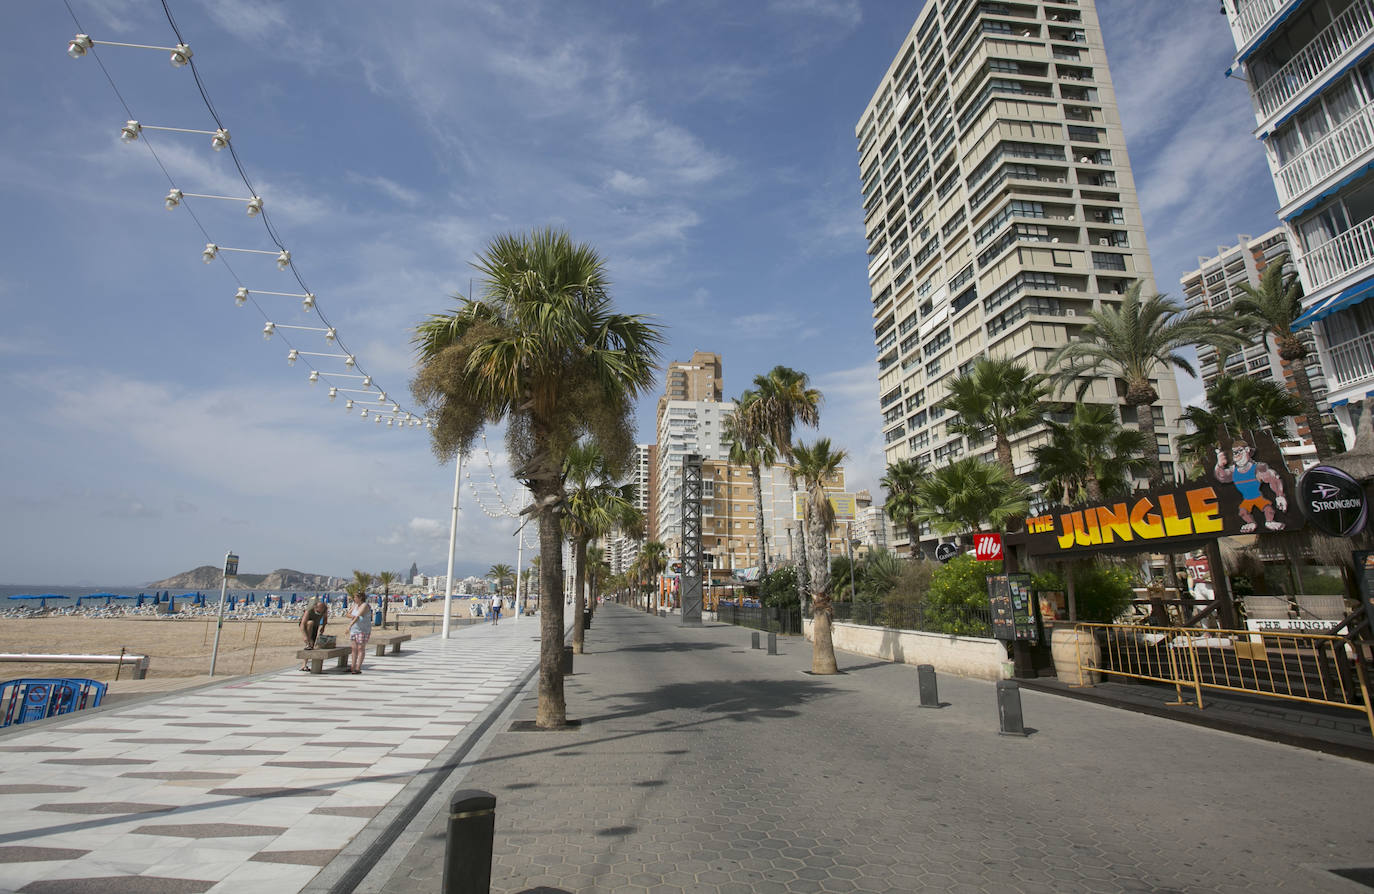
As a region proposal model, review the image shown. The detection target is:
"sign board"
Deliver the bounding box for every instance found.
[1298,465,1368,537]
[1354,551,1374,631]
[935,542,958,563]
[1245,618,1340,634]
[793,492,857,522]
[988,573,1038,643]
[973,532,1003,561]
[224,553,239,578]
[1007,432,1300,557]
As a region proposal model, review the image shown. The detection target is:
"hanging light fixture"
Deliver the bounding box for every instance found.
[120,120,142,142]
[328,387,338,401]
[275,250,291,270]
[377,392,387,403]
[234,287,249,306]
[202,243,219,263]
[263,322,275,340]
[170,43,192,67]
[67,34,93,58]
[286,349,299,365]
[344,355,356,367]
[375,415,382,424]
[211,128,230,151]
[361,408,369,419]
[308,370,319,384]
[324,327,336,342]
[246,196,263,217]
[362,376,372,387]
[165,188,183,210]
[345,399,354,410]
[302,292,315,311]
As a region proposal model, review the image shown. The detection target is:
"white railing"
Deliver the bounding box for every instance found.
[1304,215,1374,288]
[1232,0,1289,46]
[1326,328,1374,387]
[1253,0,1374,119]
[1277,103,1374,201]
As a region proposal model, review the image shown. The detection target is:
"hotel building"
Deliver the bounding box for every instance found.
[1221,0,1374,440]
[858,0,1183,553]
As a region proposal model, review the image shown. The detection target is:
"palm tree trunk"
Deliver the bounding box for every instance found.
[1131,395,1164,488]
[751,462,768,578]
[535,495,567,728]
[1286,356,1332,460]
[796,519,810,611]
[572,536,587,654]
[907,523,920,560]
[995,433,1015,478]
[808,508,838,674]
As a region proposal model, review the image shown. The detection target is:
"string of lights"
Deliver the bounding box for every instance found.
[62,0,422,430]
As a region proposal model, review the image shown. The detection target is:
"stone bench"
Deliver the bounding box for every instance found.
[295,646,350,674]
[373,633,412,657]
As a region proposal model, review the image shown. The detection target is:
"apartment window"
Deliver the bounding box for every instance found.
[1091,251,1127,271]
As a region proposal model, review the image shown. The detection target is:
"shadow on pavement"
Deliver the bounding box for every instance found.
[581,678,842,725]
[610,642,729,653]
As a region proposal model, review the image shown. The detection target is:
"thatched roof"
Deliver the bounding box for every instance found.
[1330,404,1374,482]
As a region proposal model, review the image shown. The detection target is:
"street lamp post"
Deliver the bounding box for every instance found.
[846,523,857,603]
[442,453,463,639]
[208,550,237,676]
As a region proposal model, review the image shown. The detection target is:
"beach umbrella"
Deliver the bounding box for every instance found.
[88,593,119,605]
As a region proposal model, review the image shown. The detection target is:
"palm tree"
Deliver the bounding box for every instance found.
[1047,281,1245,487]
[1176,375,1302,477]
[637,540,667,613]
[587,545,610,609]
[563,440,635,653]
[793,438,847,674]
[1233,254,1330,460]
[487,563,514,596]
[723,392,777,576]
[938,357,1050,476]
[750,366,823,465]
[913,456,1030,541]
[880,457,927,559]
[412,227,663,728]
[375,570,399,628]
[1032,404,1150,504]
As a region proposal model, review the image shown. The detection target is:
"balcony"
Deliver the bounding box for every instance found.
[1304,216,1374,289]
[1233,0,1289,46]
[1252,0,1374,121]
[1325,328,1374,388]
[1276,103,1374,203]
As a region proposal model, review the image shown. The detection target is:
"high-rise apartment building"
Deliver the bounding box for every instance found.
[655,399,734,554]
[1180,227,1332,442]
[699,460,837,573]
[1220,0,1374,442]
[858,0,1183,553]
[607,443,653,576]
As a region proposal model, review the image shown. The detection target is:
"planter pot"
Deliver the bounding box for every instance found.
[1051,626,1101,686]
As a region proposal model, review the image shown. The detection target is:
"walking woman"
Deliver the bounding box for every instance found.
[299,596,329,671]
[346,591,373,674]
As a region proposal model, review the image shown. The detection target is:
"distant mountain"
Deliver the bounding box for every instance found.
[147,566,343,591]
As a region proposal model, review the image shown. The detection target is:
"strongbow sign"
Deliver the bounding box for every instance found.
[1299,465,1368,537]
[935,542,959,563]
[973,532,1003,561]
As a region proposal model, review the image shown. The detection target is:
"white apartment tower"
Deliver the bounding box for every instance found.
[607,443,653,576]
[1180,227,1332,439]
[858,0,1183,551]
[655,399,735,556]
[1221,0,1374,442]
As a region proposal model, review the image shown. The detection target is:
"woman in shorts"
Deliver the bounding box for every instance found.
[346,591,373,674]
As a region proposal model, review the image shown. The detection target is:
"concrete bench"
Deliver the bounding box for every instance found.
[373,633,412,657]
[295,647,350,674]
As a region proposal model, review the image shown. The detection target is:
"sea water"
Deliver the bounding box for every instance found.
[0,585,344,611]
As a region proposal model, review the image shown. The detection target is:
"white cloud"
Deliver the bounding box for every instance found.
[197,0,288,42]
[606,170,652,196]
[769,0,862,28]
[346,172,423,207]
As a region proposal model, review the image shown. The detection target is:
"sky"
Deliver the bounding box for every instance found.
[1,0,1279,586]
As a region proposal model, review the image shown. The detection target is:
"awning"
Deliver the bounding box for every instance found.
[1260,44,1374,142]
[1233,3,1303,67]
[1280,156,1374,223]
[1291,275,1374,328]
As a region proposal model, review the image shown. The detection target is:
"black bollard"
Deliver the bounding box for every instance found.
[767,632,778,655]
[561,646,573,674]
[442,789,496,894]
[917,664,941,708]
[751,631,760,650]
[996,680,1028,736]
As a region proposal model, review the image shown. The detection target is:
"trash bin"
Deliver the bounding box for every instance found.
[373,610,383,627]
[582,609,592,630]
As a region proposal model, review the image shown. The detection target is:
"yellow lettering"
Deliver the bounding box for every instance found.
[1074,510,1096,546]
[1130,497,1163,539]
[1159,494,1193,537]
[1186,487,1223,534]
[1056,512,1077,550]
[1096,503,1132,543]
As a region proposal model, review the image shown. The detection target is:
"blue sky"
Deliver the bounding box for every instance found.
[2,0,1276,586]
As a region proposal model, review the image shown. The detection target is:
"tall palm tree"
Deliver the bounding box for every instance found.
[913,456,1030,541]
[637,540,667,612]
[750,366,823,465]
[1176,375,1302,476]
[938,357,1050,476]
[723,391,777,576]
[1048,281,1245,488]
[563,440,634,653]
[487,564,514,596]
[880,457,927,558]
[375,570,399,627]
[587,545,610,609]
[793,438,847,675]
[412,227,663,729]
[1233,254,1331,460]
[1032,404,1151,504]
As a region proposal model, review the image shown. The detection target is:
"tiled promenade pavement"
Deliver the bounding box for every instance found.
[0,617,540,893]
[376,604,1374,894]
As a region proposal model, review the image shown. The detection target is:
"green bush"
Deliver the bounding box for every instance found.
[923,555,999,635]
[759,565,798,608]
[1030,561,1135,623]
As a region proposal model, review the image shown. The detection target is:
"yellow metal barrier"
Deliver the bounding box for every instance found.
[1072,622,1374,739]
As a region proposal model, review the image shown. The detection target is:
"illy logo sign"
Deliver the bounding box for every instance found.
[973,533,1003,561]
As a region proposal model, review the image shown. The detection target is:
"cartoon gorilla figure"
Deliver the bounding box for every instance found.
[1214,442,1288,532]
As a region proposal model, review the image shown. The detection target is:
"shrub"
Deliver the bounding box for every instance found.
[923,555,999,635]
[1030,561,1135,623]
[759,564,798,609]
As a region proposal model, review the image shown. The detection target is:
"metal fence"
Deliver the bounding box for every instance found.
[715,603,802,635]
[824,601,994,638]
[1072,622,1374,738]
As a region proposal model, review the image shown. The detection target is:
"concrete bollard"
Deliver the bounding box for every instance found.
[767,632,777,655]
[996,680,1028,736]
[751,631,760,649]
[917,664,941,708]
[561,646,573,674]
[442,789,496,894]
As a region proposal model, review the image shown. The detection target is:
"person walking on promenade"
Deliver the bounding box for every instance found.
[490,592,502,625]
[299,597,328,671]
[346,591,373,674]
